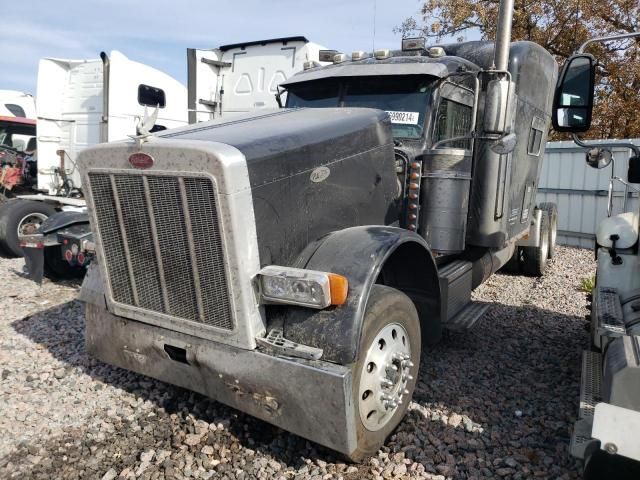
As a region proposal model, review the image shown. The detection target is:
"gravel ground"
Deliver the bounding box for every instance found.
[1,245,595,480]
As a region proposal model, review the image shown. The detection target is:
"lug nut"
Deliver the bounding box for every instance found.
[410,172,420,180]
[411,162,420,169]
[407,224,416,231]
[408,213,417,220]
[409,203,418,210]
[409,182,419,190]
[409,192,418,199]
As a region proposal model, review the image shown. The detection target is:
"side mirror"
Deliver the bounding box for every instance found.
[483,77,513,135]
[585,148,612,169]
[552,54,596,132]
[628,156,640,184]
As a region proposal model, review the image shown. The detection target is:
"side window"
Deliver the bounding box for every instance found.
[434,99,472,149]
[138,84,166,108]
[433,82,474,149]
[527,116,546,156]
[5,104,26,117]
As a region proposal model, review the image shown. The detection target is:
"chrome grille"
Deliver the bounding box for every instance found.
[88,172,233,331]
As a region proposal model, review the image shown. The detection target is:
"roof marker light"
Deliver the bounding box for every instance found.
[428,47,445,58]
[319,50,339,62]
[374,48,391,60]
[402,37,426,51]
[303,60,321,70]
[351,51,367,61]
[333,53,348,64]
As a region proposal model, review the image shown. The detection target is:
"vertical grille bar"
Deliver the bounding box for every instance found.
[109,174,140,306]
[142,176,171,314]
[178,177,206,322]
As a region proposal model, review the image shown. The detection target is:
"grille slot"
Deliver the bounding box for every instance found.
[89,172,234,331]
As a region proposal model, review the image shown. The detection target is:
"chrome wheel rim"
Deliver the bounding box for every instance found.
[358,322,414,431]
[17,212,48,240]
[541,225,549,261]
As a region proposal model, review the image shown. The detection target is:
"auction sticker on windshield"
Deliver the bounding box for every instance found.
[386,111,419,125]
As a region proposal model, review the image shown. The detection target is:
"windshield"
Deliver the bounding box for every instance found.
[286,75,433,139]
[0,121,36,153]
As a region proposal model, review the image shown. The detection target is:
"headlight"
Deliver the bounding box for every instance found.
[257,266,348,309]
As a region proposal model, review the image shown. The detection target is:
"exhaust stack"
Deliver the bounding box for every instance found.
[493,0,515,70]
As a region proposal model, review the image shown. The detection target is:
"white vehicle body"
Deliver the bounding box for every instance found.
[35,51,188,195]
[572,163,640,470]
[187,36,327,123]
[0,90,36,118]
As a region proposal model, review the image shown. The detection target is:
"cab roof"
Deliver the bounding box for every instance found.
[281,53,480,87]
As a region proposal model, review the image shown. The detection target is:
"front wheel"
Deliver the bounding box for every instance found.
[348,285,421,462]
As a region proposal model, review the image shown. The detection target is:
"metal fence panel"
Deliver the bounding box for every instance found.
[536,139,640,248]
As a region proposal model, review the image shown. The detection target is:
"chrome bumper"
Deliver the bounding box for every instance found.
[84,302,357,455]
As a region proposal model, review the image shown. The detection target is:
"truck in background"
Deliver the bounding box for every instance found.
[0,116,37,202]
[552,32,640,479]
[1,51,187,276]
[187,36,327,123]
[19,38,329,280]
[77,0,560,460]
[0,90,36,119]
[0,91,38,202]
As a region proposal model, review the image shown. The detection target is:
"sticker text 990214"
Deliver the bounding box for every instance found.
[386,111,419,125]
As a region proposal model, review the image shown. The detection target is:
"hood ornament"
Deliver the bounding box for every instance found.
[128,105,159,150]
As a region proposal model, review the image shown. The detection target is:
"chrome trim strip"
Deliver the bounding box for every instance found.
[178,177,206,322]
[109,174,140,306]
[142,176,171,313]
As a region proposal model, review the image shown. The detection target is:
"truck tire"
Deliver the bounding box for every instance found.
[348,285,421,462]
[0,199,57,257]
[539,202,558,259]
[501,247,521,273]
[521,211,549,277]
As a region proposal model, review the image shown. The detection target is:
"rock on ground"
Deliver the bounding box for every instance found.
[0,246,592,479]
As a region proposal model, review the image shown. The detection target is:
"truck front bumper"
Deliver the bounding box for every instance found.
[85,302,357,456]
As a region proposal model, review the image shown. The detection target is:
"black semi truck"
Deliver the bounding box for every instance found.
[76,1,559,460]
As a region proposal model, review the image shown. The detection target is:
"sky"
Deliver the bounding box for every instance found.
[0,0,429,95]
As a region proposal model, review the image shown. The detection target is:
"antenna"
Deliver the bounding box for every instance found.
[372,0,377,52]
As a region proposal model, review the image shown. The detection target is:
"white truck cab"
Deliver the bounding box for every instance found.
[187,36,327,123]
[35,50,188,196]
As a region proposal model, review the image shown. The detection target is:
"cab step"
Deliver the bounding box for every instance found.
[444,301,491,331]
[596,287,625,336]
[570,350,602,459]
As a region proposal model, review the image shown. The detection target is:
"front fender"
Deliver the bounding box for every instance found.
[282,226,440,364]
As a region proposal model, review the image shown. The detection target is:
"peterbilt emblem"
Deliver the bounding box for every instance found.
[310,166,330,183]
[129,152,154,169]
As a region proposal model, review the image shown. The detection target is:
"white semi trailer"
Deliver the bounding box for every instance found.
[552,31,640,479]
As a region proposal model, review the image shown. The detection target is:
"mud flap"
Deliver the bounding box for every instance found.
[21,242,45,285]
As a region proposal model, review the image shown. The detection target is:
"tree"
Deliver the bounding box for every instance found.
[396,0,640,139]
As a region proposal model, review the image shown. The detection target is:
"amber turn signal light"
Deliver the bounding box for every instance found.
[328,273,349,306]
